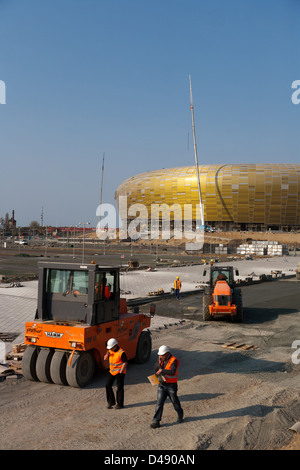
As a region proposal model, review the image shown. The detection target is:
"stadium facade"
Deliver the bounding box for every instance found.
[115,164,300,231]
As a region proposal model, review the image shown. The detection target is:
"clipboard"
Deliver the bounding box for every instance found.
[147,374,166,386]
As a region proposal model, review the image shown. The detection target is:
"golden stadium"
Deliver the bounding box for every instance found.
[115,164,300,231]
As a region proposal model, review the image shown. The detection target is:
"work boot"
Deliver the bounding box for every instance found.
[177,417,184,423]
[150,421,160,429]
[115,404,124,409]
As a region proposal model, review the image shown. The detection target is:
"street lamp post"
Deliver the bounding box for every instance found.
[69,225,76,258]
[78,222,90,263]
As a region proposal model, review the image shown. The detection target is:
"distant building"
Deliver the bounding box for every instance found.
[46,226,94,237]
[8,210,16,230]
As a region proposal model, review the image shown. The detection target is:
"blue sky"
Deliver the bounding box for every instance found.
[0,0,299,227]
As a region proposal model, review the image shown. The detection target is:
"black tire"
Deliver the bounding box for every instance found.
[134,331,152,364]
[232,288,243,322]
[66,351,95,388]
[203,293,213,321]
[22,346,39,381]
[50,350,68,385]
[36,348,55,383]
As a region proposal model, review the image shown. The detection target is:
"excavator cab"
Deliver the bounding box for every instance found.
[203,266,237,289]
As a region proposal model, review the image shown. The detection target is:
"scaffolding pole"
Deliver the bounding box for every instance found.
[189,75,204,227]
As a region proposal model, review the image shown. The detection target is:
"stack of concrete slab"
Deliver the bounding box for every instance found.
[266,241,289,256]
[237,242,267,256]
[215,244,231,254]
[237,240,288,256]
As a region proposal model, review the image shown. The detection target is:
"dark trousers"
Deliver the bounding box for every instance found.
[106,372,125,407]
[175,289,180,299]
[153,383,183,422]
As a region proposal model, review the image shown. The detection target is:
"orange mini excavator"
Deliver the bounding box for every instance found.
[202,266,243,322]
[22,261,154,387]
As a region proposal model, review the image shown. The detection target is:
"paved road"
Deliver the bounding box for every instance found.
[141,276,300,324]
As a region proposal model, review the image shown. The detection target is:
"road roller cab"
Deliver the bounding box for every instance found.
[22,262,153,387]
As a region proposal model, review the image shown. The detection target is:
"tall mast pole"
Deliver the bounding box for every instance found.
[99,152,105,226]
[189,75,204,227]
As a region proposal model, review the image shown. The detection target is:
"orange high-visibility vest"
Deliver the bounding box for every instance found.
[109,348,127,375]
[105,286,111,299]
[174,279,181,290]
[160,355,179,383]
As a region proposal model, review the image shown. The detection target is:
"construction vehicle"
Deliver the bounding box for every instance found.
[202,266,243,322]
[295,261,300,280]
[22,261,154,387]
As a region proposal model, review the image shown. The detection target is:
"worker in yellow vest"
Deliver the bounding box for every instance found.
[150,345,183,428]
[104,338,128,409]
[174,276,182,299]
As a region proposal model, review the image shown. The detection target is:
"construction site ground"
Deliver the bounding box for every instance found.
[1,234,300,451]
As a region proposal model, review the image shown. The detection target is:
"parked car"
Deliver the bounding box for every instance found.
[15,239,28,245]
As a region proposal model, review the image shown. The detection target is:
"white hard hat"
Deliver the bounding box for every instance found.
[158,345,170,356]
[107,338,118,349]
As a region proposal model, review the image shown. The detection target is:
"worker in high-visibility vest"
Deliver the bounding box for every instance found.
[150,345,183,428]
[104,338,128,409]
[174,276,182,300]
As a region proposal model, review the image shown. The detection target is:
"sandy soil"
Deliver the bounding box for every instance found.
[1,279,300,451]
[88,229,300,246]
[205,230,300,246]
